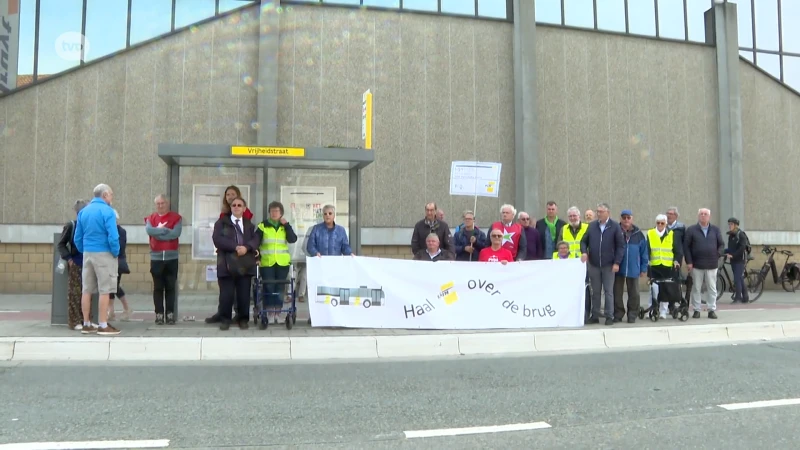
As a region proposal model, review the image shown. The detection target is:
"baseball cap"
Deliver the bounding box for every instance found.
[621,209,633,217]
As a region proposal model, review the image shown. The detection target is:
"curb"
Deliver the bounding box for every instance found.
[1,321,797,361]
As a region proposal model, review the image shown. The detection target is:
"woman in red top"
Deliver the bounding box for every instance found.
[479,230,514,264]
[220,185,254,221]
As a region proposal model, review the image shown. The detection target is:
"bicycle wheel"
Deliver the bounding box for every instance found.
[747,270,764,303]
[716,273,726,300]
[781,276,800,293]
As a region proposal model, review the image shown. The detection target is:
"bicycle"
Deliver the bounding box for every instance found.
[715,256,761,302]
[747,246,800,301]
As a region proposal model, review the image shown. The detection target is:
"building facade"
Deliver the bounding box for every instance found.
[0,0,798,294]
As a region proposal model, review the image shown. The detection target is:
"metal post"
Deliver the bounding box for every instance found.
[348,168,361,255]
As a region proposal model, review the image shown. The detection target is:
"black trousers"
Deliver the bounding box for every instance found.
[613,276,641,320]
[219,275,252,322]
[151,259,179,314]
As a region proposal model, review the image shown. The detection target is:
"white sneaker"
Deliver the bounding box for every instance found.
[73,324,83,331]
[120,310,132,321]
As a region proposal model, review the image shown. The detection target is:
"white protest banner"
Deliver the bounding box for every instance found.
[306,256,585,330]
[449,161,502,198]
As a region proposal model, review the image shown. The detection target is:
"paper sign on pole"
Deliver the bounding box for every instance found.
[307,256,586,330]
[449,161,502,198]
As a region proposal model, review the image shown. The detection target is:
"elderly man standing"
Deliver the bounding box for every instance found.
[413,234,455,261]
[411,202,453,255]
[535,201,567,259]
[145,194,183,325]
[487,204,527,261]
[684,208,725,319]
[666,206,690,301]
[307,204,352,256]
[74,184,120,335]
[453,210,486,261]
[580,203,625,326]
[613,209,648,323]
[517,212,542,260]
[557,206,588,259]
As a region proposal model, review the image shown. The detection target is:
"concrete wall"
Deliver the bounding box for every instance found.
[535,26,719,224]
[740,61,800,231]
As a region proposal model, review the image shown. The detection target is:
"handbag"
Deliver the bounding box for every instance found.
[118,257,131,275]
[224,221,256,275]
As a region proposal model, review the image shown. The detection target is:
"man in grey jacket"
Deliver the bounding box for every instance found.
[580,203,625,326]
[684,208,725,319]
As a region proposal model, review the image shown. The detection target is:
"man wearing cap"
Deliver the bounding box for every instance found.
[613,209,648,323]
[684,208,725,319]
[725,217,750,303]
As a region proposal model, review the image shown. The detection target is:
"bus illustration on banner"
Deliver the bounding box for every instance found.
[316,285,386,308]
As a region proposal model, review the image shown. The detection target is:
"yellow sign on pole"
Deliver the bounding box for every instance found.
[230,146,305,157]
[362,90,373,150]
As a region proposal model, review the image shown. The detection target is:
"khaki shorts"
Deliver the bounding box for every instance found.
[82,252,118,295]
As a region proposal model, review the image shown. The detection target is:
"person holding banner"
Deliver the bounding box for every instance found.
[479,230,514,265]
[411,202,453,255]
[453,210,486,261]
[486,204,527,261]
[414,234,455,261]
[306,205,353,257]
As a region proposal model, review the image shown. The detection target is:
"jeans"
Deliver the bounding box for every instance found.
[731,262,748,301]
[260,265,291,309]
[151,259,179,314]
[691,268,718,312]
[588,264,615,319]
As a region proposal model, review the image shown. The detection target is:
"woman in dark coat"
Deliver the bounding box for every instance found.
[212,197,261,330]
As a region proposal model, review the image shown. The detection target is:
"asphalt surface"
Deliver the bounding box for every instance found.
[3,342,800,449]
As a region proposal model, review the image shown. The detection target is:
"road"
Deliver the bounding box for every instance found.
[3,342,800,449]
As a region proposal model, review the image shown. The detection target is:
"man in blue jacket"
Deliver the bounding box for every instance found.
[74,183,121,336]
[580,203,625,326]
[613,210,649,323]
[306,205,352,256]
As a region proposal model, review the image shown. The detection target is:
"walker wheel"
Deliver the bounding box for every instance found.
[680,313,689,322]
[671,308,679,319]
[258,321,267,330]
[650,312,659,322]
[285,316,293,330]
[638,308,645,320]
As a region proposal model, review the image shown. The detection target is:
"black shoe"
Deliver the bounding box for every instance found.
[585,317,600,325]
[219,321,231,331]
[232,315,241,323]
[238,321,249,330]
[605,318,614,326]
[708,311,718,319]
[692,311,701,319]
[166,312,176,325]
[205,314,221,324]
[155,313,164,325]
[627,317,636,324]
[613,317,623,323]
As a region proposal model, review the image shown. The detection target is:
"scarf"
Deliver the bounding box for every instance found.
[544,216,558,241]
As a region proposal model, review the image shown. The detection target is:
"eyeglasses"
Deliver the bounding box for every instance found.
[519,217,529,221]
[656,222,666,225]
[231,204,244,208]
[324,212,334,216]
[491,235,503,238]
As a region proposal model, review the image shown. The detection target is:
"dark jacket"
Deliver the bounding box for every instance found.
[580,219,625,268]
[726,229,749,264]
[522,225,543,260]
[535,217,567,256]
[667,221,686,263]
[117,225,130,275]
[57,220,81,265]
[684,223,725,270]
[453,226,487,261]
[213,216,261,278]
[413,249,455,262]
[617,225,649,278]
[411,219,453,255]
[306,222,352,256]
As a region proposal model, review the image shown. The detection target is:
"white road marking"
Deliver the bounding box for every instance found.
[718,398,800,411]
[404,422,552,439]
[0,439,170,449]
[0,311,21,313]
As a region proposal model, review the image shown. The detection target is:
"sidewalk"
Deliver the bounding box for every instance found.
[1,292,799,361]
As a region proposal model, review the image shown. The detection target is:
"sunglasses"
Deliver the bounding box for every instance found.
[656,222,666,225]
[324,212,334,216]
[231,203,244,208]
[491,235,503,238]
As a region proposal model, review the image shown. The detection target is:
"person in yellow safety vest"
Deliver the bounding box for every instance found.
[556,206,589,259]
[647,214,683,319]
[553,241,572,259]
[256,201,298,324]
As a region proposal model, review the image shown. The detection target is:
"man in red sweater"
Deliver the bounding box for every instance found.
[486,204,527,261]
[144,194,183,325]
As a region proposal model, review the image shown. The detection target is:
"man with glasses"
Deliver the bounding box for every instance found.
[487,204,527,261]
[411,202,453,255]
[479,230,514,264]
[306,204,353,257]
[453,210,486,261]
[580,203,625,326]
[518,212,543,260]
[556,206,588,259]
[613,209,648,323]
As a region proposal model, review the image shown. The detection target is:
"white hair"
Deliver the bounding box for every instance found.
[567,206,580,216]
[656,214,667,223]
[698,208,711,215]
[500,204,517,217]
[322,204,335,213]
[93,184,112,198]
[154,194,169,203]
